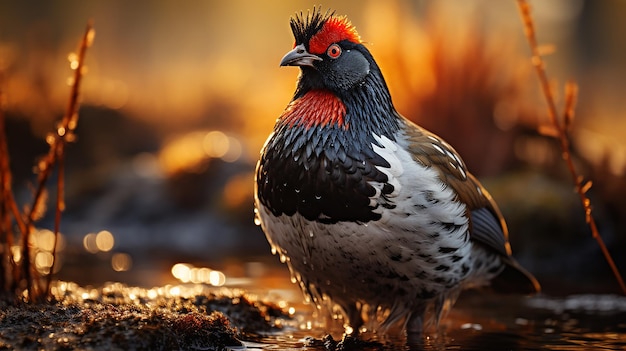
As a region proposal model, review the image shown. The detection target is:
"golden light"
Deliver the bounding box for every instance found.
[147,289,158,299]
[111,253,132,272]
[171,263,192,283]
[83,233,99,254]
[35,251,54,274]
[88,78,130,110]
[10,246,21,263]
[68,52,79,70]
[95,230,115,252]
[209,270,226,286]
[197,267,212,283]
[203,130,229,158]
[169,286,181,296]
[32,229,57,252]
[190,268,200,284]
[171,263,226,286]
[222,136,243,163]
[159,131,207,175]
[159,130,243,176]
[222,173,253,209]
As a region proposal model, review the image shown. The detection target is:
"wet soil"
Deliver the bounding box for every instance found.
[0,282,287,350]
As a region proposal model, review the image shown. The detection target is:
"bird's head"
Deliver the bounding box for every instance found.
[280,9,373,93]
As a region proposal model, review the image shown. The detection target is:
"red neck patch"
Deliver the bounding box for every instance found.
[308,15,361,55]
[280,90,348,130]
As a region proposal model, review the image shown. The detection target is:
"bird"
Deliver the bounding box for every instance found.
[254,8,540,343]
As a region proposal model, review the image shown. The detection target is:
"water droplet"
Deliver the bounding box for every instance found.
[253,208,261,226]
[294,189,300,193]
[270,247,277,255]
[290,271,301,284]
[314,195,322,200]
[280,254,287,263]
[309,231,314,238]
[293,154,300,162]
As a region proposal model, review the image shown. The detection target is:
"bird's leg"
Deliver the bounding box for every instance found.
[406,306,426,346]
[343,303,363,337]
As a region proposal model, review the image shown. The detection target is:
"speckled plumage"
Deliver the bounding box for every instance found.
[254,8,539,341]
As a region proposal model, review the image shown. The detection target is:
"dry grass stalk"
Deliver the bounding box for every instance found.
[516,0,626,295]
[0,22,94,302]
[44,21,95,298]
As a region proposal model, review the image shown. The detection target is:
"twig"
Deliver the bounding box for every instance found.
[0,70,26,295]
[0,71,7,292]
[10,21,94,301]
[516,0,626,295]
[44,21,95,299]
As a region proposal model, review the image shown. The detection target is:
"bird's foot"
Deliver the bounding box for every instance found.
[319,333,383,351]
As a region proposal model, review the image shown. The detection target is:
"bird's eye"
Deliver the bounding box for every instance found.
[327,44,342,59]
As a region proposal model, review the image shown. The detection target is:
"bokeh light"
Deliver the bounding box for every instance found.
[171,263,192,283]
[111,253,133,272]
[83,233,99,254]
[170,263,226,286]
[203,131,229,158]
[35,251,54,274]
[209,270,226,286]
[31,229,57,252]
[27,229,66,275]
[159,130,244,175]
[95,230,115,252]
[83,230,116,254]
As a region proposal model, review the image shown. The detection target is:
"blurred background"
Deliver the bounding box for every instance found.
[0,0,625,295]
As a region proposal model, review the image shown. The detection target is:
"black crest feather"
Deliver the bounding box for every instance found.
[290,7,334,47]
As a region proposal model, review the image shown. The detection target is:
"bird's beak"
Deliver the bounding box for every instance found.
[280,44,322,67]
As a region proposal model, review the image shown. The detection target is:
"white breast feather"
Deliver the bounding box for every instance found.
[369,132,470,259]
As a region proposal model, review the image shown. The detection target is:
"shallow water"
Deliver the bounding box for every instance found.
[241,291,626,350]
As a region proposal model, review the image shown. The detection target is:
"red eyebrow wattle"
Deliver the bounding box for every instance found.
[308,16,361,55]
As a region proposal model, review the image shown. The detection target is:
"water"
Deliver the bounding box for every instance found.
[242,290,626,350]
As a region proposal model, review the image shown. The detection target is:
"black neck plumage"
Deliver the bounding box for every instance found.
[257,59,402,223]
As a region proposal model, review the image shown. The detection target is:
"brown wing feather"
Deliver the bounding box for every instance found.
[401,120,540,294]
